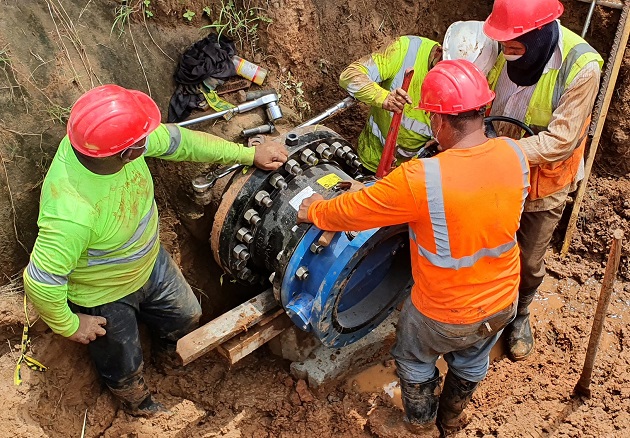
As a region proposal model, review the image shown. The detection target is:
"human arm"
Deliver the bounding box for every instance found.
[339,38,407,109]
[23,218,106,342]
[146,124,288,170]
[517,62,601,165]
[298,165,420,230]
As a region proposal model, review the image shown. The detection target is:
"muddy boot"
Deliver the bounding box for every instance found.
[437,372,479,436]
[505,289,536,361]
[109,377,167,417]
[399,370,441,436]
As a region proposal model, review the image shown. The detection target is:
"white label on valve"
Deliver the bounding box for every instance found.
[289,186,315,211]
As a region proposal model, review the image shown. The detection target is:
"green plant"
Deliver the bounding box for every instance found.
[202,0,272,52]
[46,104,72,125]
[280,71,311,120]
[183,9,196,21]
[112,2,137,36]
[143,0,153,18]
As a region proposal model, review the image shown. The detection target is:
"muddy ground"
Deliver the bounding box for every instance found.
[0,0,629,437]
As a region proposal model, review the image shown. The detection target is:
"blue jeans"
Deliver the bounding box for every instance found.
[69,246,202,390]
[392,296,516,384]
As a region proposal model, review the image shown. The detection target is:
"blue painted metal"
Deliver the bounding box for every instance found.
[281,223,412,348]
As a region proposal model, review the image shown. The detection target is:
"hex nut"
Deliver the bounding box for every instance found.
[237,267,253,281]
[285,159,303,176]
[316,143,333,160]
[236,227,253,244]
[295,266,309,281]
[255,191,273,208]
[285,132,299,146]
[276,250,284,261]
[310,242,324,254]
[233,259,247,270]
[244,209,262,226]
[268,272,276,283]
[269,173,288,190]
[300,149,319,166]
[233,244,250,261]
[329,142,343,157]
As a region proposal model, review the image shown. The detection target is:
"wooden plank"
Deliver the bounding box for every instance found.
[177,289,279,365]
[217,312,292,365]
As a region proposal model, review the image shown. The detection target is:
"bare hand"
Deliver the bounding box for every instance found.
[382,88,412,113]
[253,139,289,170]
[297,193,325,224]
[68,313,107,344]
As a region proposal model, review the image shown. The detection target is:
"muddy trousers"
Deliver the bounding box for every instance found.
[69,246,202,407]
[517,203,566,313]
[391,296,516,384]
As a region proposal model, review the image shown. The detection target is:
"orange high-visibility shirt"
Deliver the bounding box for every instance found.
[308,138,530,324]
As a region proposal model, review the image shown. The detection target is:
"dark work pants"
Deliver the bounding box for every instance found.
[69,246,202,392]
[516,203,566,312]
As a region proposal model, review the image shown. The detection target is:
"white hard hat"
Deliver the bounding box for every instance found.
[443,20,499,76]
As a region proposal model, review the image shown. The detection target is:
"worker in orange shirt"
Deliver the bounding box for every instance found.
[298,60,530,435]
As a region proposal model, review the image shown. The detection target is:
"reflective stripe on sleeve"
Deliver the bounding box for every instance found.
[26,261,68,286]
[163,124,182,156]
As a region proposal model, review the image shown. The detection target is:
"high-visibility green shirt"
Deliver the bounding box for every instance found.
[23,124,255,337]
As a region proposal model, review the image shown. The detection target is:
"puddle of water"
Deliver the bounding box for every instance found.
[347,339,507,411]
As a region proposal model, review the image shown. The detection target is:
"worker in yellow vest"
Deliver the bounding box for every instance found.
[339,21,498,173]
[483,0,603,361]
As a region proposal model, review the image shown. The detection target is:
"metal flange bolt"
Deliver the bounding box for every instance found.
[310,242,324,254]
[285,132,299,146]
[345,152,362,168]
[295,266,309,281]
[330,142,349,159]
[300,149,319,166]
[269,173,288,190]
[316,143,333,160]
[237,267,253,281]
[233,259,247,271]
[269,272,276,283]
[255,190,273,207]
[244,209,262,227]
[236,227,254,244]
[285,159,303,176]
[233,244,251,261]
[276,250,284,261]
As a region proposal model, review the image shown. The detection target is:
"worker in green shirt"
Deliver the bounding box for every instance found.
[23,84,288,416]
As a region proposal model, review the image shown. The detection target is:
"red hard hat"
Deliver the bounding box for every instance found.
[417,60,495,114]
[67,84,161,157]
[483,0,564,42]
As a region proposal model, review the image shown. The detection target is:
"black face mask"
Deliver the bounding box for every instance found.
[506,21,560,87]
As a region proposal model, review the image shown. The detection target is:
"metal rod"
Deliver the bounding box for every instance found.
[582,0,599,37]
[575,0,624,9]
[177,107,234,127]
[298,97,356,128]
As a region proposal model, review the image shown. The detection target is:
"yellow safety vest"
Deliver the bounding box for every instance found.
[356,36,438,172]
[488,26,603,199]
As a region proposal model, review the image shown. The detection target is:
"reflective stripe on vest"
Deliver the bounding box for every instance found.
[409,141,529,270]
[26,261,68,286]
[87,203,156,257]
[87,230,159,267]
[368,114,433,145]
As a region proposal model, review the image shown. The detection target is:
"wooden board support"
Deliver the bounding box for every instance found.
[177,289,279,365]
[217,310,292,365]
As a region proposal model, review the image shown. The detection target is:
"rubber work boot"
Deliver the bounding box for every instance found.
[437,372,479,436]
[505,289,537,361]
[109,378,168,417]
[399,370,442,436]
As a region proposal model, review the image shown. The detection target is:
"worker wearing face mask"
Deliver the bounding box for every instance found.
[483,0,603,361]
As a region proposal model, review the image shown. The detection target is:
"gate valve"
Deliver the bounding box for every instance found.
[255,191,273,207]
[244,209,262,226]
[285,159,303,176]
[300,149,319,166]
[236,227,254,244]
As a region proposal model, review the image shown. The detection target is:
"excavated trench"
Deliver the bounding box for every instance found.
[0,1,629,437]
